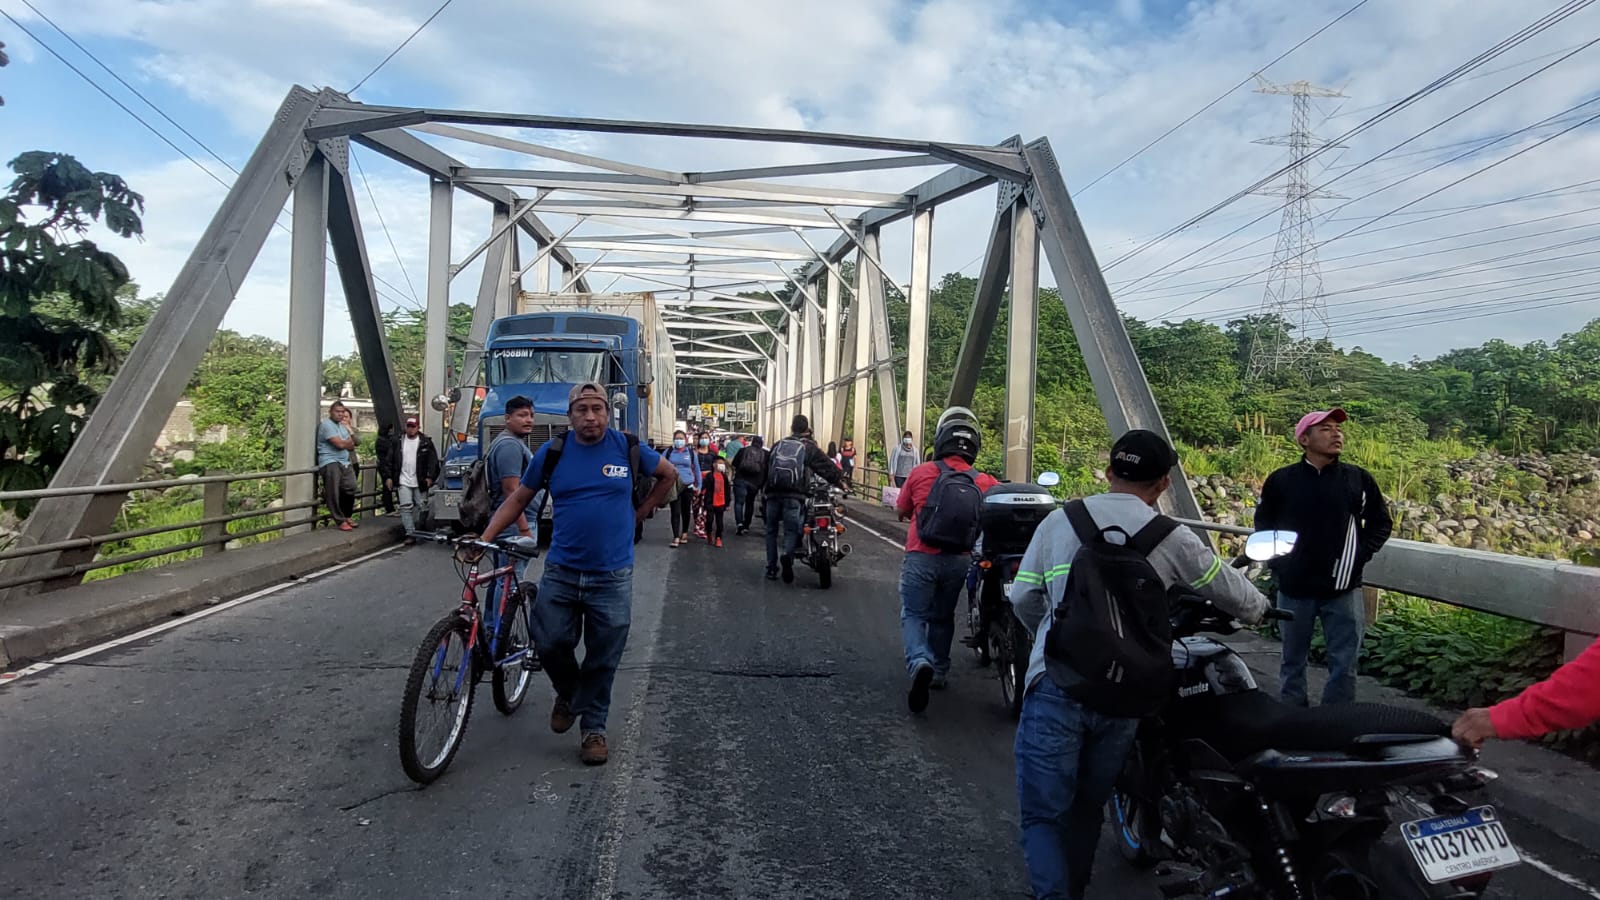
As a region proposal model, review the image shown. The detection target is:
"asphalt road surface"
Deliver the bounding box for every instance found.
[4,507,1598,899]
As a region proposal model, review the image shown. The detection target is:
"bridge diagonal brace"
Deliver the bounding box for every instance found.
[326,153,405,434]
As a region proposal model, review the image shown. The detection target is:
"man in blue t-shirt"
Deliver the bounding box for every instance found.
[479,382,676,766]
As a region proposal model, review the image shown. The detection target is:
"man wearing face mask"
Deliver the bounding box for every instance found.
[890,430,918,488]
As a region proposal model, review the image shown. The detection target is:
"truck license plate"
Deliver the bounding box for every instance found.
[1402,806,1520,883]
[442,493,459,508]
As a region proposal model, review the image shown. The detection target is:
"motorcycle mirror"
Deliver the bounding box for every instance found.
[1036,471,1061,487]
[1245,529,1298,561]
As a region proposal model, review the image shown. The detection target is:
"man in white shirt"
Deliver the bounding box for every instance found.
[381,416,440,544]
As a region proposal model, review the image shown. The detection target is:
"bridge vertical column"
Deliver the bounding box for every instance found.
[802,284,822,430]
[284,153,329,536]
[785,315,802,426]
[423,179,452,446]
[863,229,901,454]
[821,269,842,438]
[1005,198,1040,484]
[851,246,873,459]
[764,356,780,440]
[905,207,933,447]
[448,205,515,439]
[559,262,574,294]
[533,243,551,293]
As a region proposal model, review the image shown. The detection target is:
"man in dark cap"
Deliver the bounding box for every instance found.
[1008,429,1270,900]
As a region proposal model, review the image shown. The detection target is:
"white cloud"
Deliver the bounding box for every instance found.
[24,0,1600,364]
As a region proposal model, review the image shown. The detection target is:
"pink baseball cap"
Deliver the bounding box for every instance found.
[1294,408,1347,441]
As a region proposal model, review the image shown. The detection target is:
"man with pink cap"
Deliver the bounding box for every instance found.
[1254,408,1392,706]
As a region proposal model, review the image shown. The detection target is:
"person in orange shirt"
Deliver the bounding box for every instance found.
[700,457,733,548]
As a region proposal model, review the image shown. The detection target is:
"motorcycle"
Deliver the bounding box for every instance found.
[1110,529,1517,899]
[964,471,1061,718]
[799,476,851,589]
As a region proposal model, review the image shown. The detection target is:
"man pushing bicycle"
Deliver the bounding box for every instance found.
[477,382,677,765]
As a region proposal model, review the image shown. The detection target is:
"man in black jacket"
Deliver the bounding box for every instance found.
[1255,408,1392,706]
[730,435,768,536]
[381,416,441,544]
[375,424,398,515]
[764,415,843,583]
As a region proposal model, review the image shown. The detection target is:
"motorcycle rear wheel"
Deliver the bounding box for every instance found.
[1109,789,1159,870]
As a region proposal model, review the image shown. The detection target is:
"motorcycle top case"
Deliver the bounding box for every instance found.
[978,483,1058,554]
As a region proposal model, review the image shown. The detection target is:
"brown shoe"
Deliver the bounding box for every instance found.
[580,733,609,766]
[550,696,576,734]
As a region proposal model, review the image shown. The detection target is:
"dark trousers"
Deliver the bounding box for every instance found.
[734,480,761,529]
[318,461,355,523]
[669,489,695,538]
[706,506,726,540]
[764,496,804,570]
[379,479,396,514]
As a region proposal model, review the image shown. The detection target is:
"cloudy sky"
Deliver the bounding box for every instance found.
[3,0,1599,364]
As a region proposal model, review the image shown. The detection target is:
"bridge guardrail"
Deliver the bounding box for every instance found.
[0,466,385,592]
[844,463,1599,638]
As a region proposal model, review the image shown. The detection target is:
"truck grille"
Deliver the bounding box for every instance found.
[485,422,569,451]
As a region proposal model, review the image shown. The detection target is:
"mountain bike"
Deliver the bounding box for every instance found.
[397,532,542,784]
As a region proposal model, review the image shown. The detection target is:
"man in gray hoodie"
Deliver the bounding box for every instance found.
[1008,429,1270,900]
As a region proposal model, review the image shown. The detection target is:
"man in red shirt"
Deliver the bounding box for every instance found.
[1453,635,1600,747]
[896,408,1000,713]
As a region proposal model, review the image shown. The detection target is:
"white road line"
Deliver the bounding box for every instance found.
[0,543,402,687]
[844,515,905,551]
[1524,851,1600,899]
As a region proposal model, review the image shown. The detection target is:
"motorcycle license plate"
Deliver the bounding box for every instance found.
[1402,806,1520,883]
[1001,581,1013,598]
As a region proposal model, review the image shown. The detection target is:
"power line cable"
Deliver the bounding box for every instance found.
[1103,0,1597,273]
[352,151,422,305]
[1077,0,1373,193]
[348,0,457,94]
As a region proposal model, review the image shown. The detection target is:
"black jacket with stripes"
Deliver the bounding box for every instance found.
[1254,457,1392,600]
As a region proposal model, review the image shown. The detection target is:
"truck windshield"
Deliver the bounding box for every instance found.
[489,349,607,386]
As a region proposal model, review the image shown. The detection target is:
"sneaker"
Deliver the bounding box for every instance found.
[550,696,576,734]
[715,537,723,548]
[930,674,948,691]
[908,662,934,713]
[765,567,778,581]
[338,521,354,532]
[580,733,609,766]
[403,536,416,546]
[780,555,794,583]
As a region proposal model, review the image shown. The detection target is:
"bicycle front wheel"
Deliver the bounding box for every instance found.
[399,615,477,784]
[492,586,536,715]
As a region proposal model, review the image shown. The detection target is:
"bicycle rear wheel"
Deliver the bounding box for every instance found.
[492,586,536,715]
[398,615,477,784]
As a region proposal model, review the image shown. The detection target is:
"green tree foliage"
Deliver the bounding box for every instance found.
[0,152,143,499]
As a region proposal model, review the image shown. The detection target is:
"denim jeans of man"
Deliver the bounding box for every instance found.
[765,496,803,569]
[397,484,422,534]
[483,516,535,635]
[899,550,971,678]
[1278,587,1365,706]
[734,479,760,530]
[1015,677,1140,900]
[532,562,633,735]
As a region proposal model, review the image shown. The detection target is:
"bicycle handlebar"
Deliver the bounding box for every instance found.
[411,531,542,560]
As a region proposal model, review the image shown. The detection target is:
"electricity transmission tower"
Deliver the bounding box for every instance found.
[1247,76,1345,379]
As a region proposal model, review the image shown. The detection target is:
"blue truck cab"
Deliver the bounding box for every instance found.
[430,300,675,537]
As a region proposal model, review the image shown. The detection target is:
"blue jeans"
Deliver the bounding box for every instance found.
[531,562,633,735]
[899,550,970,678]
[765,496,803,569]
[734,479,760,529]
[483,517,535,634]
[1015,677,1140,900]
[1278,588,1365,706]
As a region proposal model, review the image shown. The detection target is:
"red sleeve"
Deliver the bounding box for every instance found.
[1489,636,1600,740]
[896,461,934,512]
[977,473,1002,492]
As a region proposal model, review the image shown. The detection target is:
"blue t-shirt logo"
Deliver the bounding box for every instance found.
[601,464,630,478]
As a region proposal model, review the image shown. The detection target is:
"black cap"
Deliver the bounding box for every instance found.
[1109,429,1178,482]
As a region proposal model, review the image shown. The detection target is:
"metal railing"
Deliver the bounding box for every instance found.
[0,466,386,591]
[843,465,1600,638]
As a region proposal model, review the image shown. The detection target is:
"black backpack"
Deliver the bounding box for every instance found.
[737,446,768,478]
[914,461,985,552]
[767,438,808,491]
[459,434,529,534]
[1043,500,1180,718]
[532,432,649,520]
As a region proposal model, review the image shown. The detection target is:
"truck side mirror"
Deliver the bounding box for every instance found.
[612,392,629,410]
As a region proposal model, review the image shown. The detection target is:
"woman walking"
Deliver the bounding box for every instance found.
[665,430,701,547]
[701,457,733,548]
[839,437,856,487]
